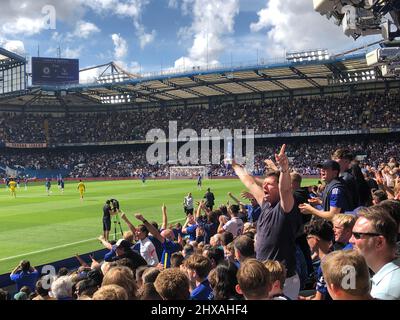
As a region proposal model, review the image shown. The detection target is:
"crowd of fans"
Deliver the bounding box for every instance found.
[1,137,399,179]
[1,91,400,144]
[1,147,399,301]
[1,91,400,301]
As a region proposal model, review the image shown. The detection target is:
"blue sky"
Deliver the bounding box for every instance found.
[0,0,379,82]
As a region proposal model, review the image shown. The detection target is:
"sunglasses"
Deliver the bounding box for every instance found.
[352,232,382,239]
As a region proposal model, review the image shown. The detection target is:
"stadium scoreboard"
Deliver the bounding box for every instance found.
[32,57,79,85]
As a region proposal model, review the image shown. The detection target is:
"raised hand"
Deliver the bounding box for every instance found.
[264,159,279,171]
[135,213,144,222]
[177,233,183,246]
[241,191,255,200]
[374,170,384,185]
[219,215,228,224]
[275,144,289,172]
[231,159,242,168]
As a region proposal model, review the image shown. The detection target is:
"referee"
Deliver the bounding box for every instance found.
[183,192,194,215]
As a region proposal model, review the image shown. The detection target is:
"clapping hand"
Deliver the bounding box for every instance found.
[299,203,313,215]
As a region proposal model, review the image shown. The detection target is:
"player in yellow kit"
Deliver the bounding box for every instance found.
[77,179,86,201]
[8,178,17,198]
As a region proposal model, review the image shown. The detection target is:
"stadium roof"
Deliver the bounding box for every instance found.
[0,52,391,107]
[0,47,26,70]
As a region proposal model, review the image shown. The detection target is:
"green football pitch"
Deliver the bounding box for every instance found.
[0,178,318,275]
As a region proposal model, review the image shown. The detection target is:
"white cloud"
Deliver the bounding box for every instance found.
[174,0,240,68]
[2,40,26,56]
[249,0,364,57]
[168,0,179,9]
[83,0,120,13]
[64,47,83,59]
[112,33,128,60]
[73,21,101,39]
[83,0,155,48]
[0,1,84,37]
[2,17,48,36]
[51,32,62,42]
[45,46,83,59]
[0,0,154,49]
[80,66,102,84]
[134,22,156,49]
[115,1,141,18]
[114,60,141,74]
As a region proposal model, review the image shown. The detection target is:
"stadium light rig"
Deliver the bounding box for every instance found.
[286,49,330,63]
[97,74,130,84]
[328,69,376,85]
[100,94,132,104]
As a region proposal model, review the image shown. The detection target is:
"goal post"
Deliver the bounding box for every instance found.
[169,166,209,180]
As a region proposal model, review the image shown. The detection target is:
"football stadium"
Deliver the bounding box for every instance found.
[0,0,400,303]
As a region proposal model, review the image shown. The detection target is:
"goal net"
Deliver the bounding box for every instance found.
[169,166,209,180]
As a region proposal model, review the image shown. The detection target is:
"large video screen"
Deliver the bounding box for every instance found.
[32,57,79,85]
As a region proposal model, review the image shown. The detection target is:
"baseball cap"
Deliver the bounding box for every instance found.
[115,239,131,249]
[318,160,340,172]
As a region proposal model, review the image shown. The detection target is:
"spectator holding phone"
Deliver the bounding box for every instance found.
[10,260,39,292]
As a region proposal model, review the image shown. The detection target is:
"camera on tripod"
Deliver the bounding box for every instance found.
[109,198,120,214]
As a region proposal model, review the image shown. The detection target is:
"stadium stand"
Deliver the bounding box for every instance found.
[1,91,400,145]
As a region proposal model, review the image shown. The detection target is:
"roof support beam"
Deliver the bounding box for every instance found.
[24,92,42,106]
[289,66,322,88]
[232,79,261,93]
[113,86,161,102]
[74,91,102,104]
[161,79,206,98]
[189,76,232,95]
[136,83,181,100]
[254,70,292,93]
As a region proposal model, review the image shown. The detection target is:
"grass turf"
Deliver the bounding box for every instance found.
[0,178,319,274]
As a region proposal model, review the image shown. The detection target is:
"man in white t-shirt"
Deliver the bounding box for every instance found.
[136,224,159,266]
[350,206,400,300]
[120,212,159,267]
[218,204,244,238]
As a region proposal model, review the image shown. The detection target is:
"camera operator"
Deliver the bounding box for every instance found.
[103,200,113,241]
